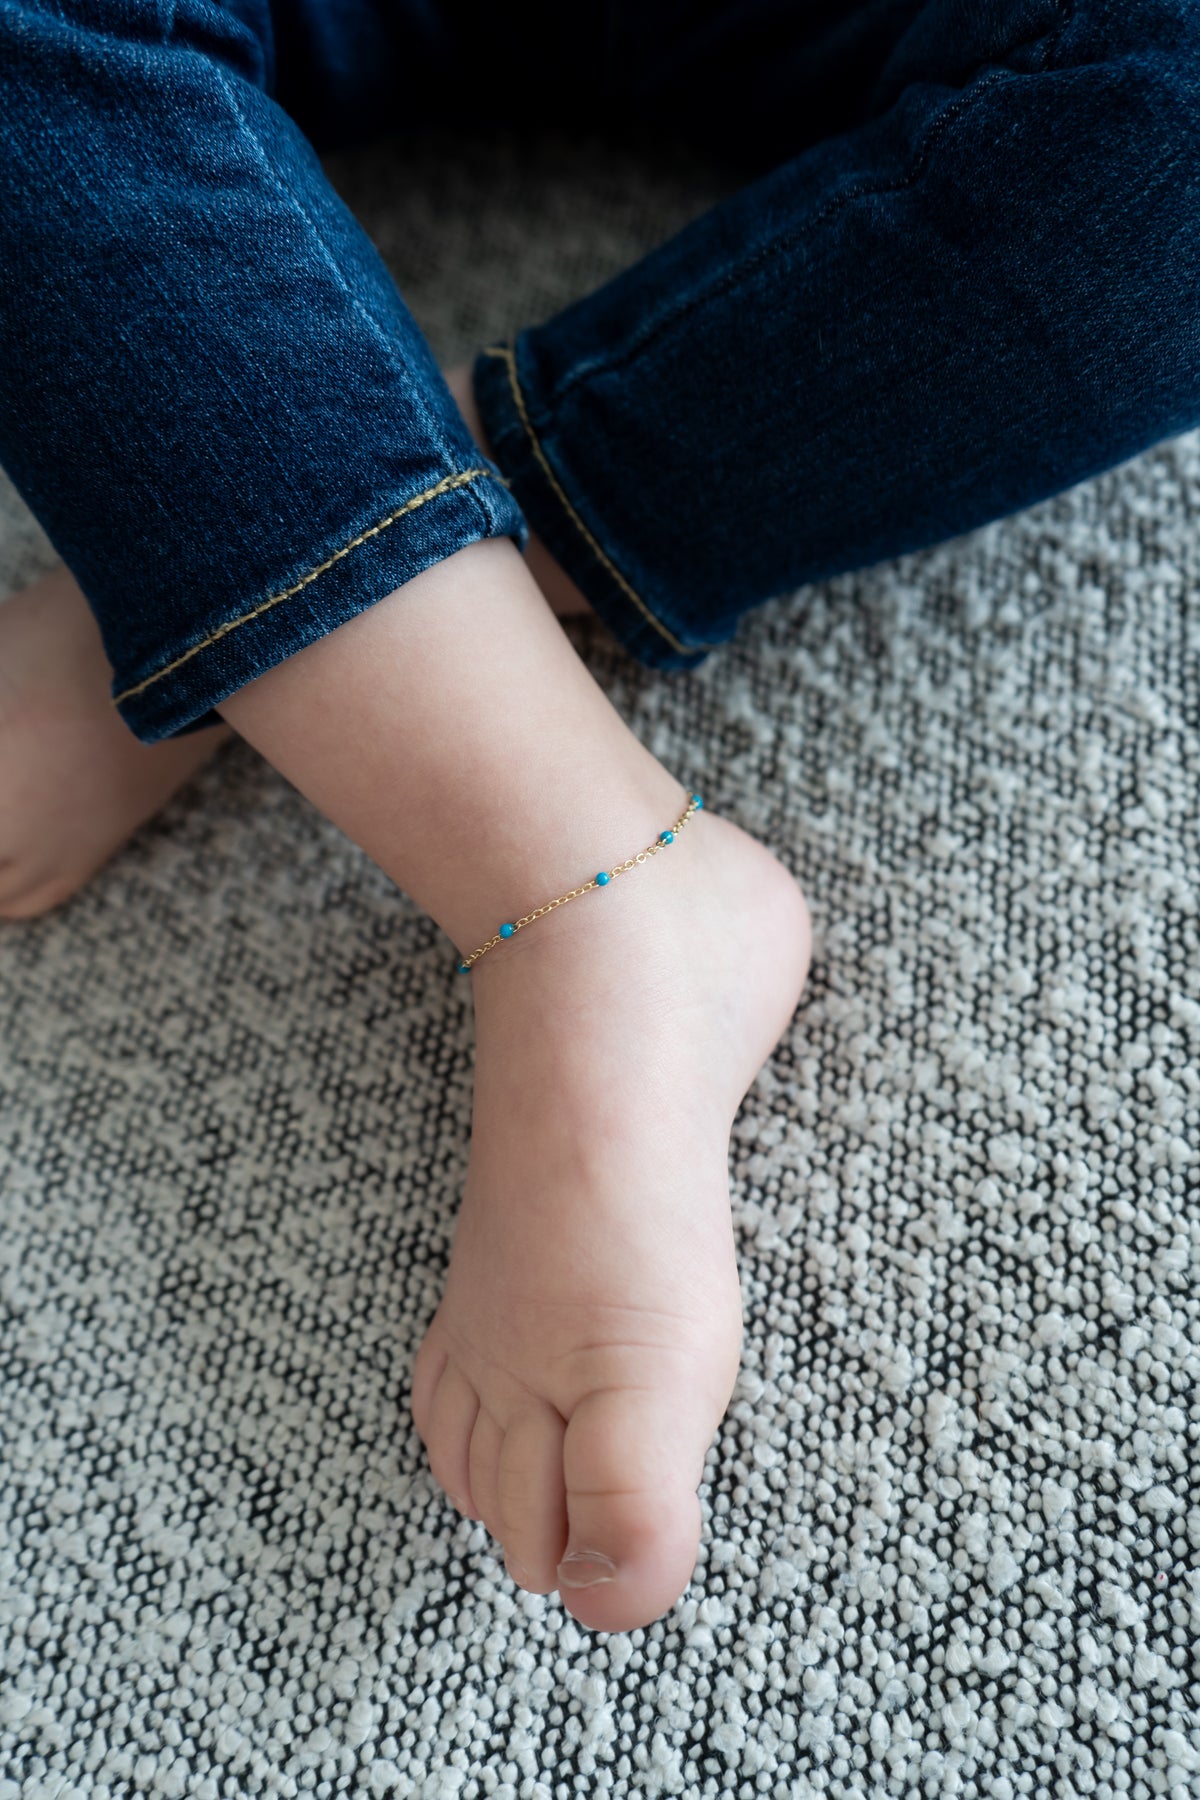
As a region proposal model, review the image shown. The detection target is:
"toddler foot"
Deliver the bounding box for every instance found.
[0,566,231,918]
[412,809,811,1630]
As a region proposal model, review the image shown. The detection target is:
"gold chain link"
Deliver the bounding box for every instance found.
[455,791,703,972]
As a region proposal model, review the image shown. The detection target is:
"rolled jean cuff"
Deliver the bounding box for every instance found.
[472,337,725,673]
[111,462,524,741]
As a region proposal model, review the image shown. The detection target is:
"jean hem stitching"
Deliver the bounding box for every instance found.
[112,466,498,706]
[482,341,718,656]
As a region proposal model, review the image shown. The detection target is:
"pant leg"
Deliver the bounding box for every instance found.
[471,0,1200,670]
[269,0,463,149]
[0,0,526,742]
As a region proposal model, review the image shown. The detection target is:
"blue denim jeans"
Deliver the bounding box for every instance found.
[2,0,1198,741]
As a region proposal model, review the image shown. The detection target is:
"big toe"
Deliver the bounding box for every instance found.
[555,1385,716,1632]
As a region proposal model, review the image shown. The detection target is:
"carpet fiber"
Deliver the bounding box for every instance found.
[1,128,1197,1799]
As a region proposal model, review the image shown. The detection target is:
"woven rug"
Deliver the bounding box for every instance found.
[2,128,1197,1800]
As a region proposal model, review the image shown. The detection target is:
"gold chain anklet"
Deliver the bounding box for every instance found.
[455,791,705,973]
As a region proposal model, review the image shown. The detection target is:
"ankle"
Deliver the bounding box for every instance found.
[454,779,705,977]
[218,536,678,954]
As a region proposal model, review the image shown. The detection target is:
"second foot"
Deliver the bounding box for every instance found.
[412,805,811,1630]
[0,566,232,919]
[443,363,593,621]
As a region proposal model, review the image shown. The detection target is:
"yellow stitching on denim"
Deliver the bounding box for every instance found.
[112,467,496,706]
[493,339,717,655]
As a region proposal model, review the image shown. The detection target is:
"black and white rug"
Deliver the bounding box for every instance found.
[2,129,1196,1799]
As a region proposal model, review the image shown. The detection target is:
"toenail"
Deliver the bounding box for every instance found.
[556,1550,617,1589]
[504,1552,531,1585]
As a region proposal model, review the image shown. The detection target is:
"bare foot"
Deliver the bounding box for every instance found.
[443,363,593,620]
[216,535,810,1631]
[411,808,811,1630]
[0,566,232,918]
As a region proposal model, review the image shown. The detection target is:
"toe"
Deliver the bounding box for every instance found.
[409,1332,448,1441]
[557,1387,711,1631]
[497,1403,568,1595]
[423,1361,481,1518]
[467,1406,504,1540]
[0,876,73,920]
[0,853,68,918]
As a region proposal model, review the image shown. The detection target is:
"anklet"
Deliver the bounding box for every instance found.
[455,792,704,972]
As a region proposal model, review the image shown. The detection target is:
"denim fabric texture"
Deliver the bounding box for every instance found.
[472,0,1200,669]
[2,0,1199,736]
[0,0,526,740]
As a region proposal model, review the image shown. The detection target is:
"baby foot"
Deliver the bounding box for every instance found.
[411,807,811,1630]
[0,566,231,918]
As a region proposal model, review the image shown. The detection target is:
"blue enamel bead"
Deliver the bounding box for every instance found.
[693,794,704,809]
[457,961,470,973]
[659,829,674,844]
[499,922,515,938]
[596,871,611,886]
